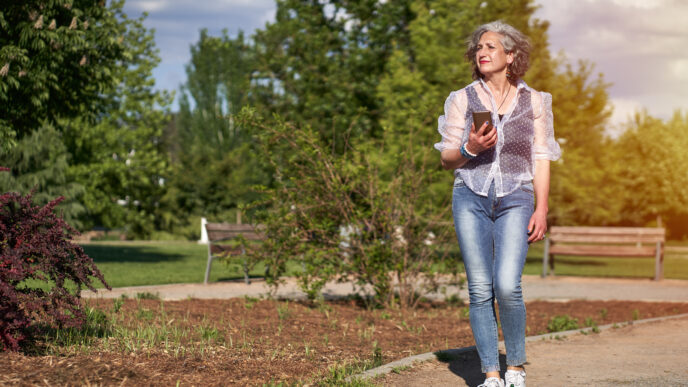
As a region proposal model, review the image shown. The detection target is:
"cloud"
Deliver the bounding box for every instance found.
[608,98,643,132]
[123,0,688,119]
[536,0,688,123]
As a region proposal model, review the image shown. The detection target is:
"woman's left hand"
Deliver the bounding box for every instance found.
[527,208,548,243]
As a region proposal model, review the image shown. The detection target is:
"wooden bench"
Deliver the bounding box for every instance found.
[204,222,264,285]
[542,226,666,281]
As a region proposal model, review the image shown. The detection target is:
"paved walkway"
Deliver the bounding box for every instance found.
[82,274,688,303]
[377,314,688,386]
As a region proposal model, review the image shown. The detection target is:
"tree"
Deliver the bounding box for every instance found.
[545,60,616,226]
[611,111,688,238]
[62,8,172,237]
[376,0,614,228]
[0,0,128,151]
[163,30,266,235]
[251,0,415,151]
[0,124,85,228]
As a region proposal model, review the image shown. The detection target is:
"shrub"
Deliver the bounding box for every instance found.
[240,108,459,309]
[0,192,110,351]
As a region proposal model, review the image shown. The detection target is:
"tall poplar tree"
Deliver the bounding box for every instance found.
[163,30,266,234]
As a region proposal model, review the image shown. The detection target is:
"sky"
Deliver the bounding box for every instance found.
[121,0,688,130]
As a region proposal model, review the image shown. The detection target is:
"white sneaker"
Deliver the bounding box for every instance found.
[478,377,505,387]
[505,369,526,387]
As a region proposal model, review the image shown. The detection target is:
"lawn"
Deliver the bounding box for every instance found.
[522,242,688,280]
[82,241,302,288]
[82,240,688,289]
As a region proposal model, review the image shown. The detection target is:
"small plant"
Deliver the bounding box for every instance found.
[460,306,470,318]
[136,307,154,321]
[599,308,608,320]
[632,309,640,321]
[243,296,258,310]
[583,317,600,333]
[391,365,410,374]
[547,315,579,333]
[445,294,463,307]
[113,298,124,314]
[198,325,220,342]
[277,302,291,321]
[136,292,161,300]
[371,341,383,367]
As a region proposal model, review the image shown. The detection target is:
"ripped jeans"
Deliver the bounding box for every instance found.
[452,178,533,373]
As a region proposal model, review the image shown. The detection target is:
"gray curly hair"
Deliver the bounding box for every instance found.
[465,21,531,81]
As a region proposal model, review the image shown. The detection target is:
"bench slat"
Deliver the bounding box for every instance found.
[550,226,665,236]
[206,223,256,232]
[548,234,665,243]
[207,230,263,241]
[206,223,265,242]
[549,245,657,257]
[209,244,243,255]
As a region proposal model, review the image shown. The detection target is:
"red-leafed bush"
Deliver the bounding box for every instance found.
[0,192,110,351]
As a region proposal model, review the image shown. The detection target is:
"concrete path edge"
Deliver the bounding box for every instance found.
[349,312,688,382]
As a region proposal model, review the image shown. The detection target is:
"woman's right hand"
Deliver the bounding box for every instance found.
[465,122,498,155]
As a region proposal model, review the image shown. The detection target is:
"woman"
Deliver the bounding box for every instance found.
[434,21,561,387]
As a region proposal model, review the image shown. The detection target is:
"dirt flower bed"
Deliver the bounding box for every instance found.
[1,298,687,386]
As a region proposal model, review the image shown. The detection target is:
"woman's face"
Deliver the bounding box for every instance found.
[475,31,514,77]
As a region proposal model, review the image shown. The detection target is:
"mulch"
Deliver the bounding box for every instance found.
[1,298,687,386]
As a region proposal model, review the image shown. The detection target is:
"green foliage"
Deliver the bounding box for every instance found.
[241,108,457,309]
[164,30,267,234]
[1,1,171,238]
[0,124,85,228]
[546,315,579,333]
[62,7,172,237]
[611,111,688,237]
[0,0,128,152]
[546,60,616,226]
[252,0,415,151]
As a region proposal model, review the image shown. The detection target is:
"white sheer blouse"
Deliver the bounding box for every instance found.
[434,79,561,197]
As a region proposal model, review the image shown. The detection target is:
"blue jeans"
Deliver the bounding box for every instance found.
[452,179,533,373]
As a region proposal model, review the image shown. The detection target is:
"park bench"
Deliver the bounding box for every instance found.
[204,222,265,285]
[542,226,665,281]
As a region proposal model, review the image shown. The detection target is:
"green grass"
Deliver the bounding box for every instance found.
[82,241,303,288]
[80,239,688,290]
[520,241,688,280]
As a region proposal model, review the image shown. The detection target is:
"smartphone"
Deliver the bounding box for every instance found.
[471,111,493,135]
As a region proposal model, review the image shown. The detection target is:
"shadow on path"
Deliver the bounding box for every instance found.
[438,349,509,386]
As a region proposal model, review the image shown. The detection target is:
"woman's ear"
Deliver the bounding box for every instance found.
[507,52,514,65]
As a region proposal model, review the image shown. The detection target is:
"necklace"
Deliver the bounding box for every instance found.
[496,84,511,113]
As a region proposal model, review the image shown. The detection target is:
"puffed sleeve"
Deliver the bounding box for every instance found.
[533,91,561,161]
[434,90,467,152]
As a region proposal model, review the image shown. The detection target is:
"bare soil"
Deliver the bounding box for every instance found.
[1,298,687,386]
